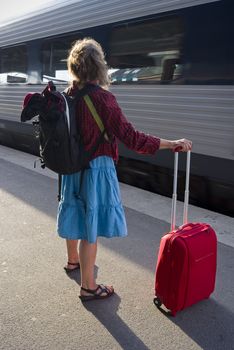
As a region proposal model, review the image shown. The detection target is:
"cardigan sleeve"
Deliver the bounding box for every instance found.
[100,92,160,155]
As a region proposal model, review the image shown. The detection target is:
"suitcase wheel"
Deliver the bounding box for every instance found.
[153,297,162,308]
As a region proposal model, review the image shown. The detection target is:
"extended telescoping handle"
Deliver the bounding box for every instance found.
[170,150,191,231]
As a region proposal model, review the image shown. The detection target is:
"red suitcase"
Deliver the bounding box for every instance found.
[154,151,217,316]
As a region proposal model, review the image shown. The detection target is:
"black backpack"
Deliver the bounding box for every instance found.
[21,81,108,175]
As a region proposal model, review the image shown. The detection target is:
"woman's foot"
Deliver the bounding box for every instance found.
[79,284,114,302]
[64,261,80,273]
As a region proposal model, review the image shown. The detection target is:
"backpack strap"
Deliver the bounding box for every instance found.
[58,173,62,202]
[69,84,109,142]
[83,94,109,142]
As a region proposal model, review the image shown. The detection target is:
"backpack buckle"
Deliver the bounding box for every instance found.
[34,157,45,169]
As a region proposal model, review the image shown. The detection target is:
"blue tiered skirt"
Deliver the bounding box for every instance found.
[57,156,127,243]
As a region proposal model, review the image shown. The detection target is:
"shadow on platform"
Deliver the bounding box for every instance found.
[83,293,150,350]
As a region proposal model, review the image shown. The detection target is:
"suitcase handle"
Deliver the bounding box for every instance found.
[171,151,191,231]
[177,222,200,231]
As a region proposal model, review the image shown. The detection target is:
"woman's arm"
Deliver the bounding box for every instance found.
[102,93,159,154]
[102,93,192,154]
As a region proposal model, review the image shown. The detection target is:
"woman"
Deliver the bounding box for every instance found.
[57,38,192,302]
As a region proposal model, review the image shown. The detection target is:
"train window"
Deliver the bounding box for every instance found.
[0,45,28,84]
[108,16,184,84]
[184,2,233,84]
[41,34,82,83]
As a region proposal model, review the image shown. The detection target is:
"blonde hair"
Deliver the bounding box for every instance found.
[67,38,110,88]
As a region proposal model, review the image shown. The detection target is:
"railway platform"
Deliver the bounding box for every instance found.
[0,145,234,350]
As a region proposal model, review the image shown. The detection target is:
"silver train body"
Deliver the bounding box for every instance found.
[0,0,233,215]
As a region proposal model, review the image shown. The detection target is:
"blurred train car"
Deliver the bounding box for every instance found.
[0,0,233,216]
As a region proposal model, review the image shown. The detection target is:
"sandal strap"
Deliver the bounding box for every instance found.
[95,284,109,296]
[67,262,80,266]
[80,284,112,296]
[81,285,100,295]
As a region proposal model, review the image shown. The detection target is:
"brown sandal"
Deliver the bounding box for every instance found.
[79,284,114,302]
[64,262,80,273]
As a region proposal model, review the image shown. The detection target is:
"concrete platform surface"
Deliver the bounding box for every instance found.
[0,145,234,350]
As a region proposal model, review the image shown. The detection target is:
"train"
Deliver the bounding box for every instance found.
[0,0,233,216]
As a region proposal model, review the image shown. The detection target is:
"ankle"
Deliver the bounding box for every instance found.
[67,257,79,264]
[81,281,97,291]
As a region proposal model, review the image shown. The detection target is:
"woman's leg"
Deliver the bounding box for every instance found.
[79,239,114,297]
[65,239,80,270]
[79,240,97,290]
